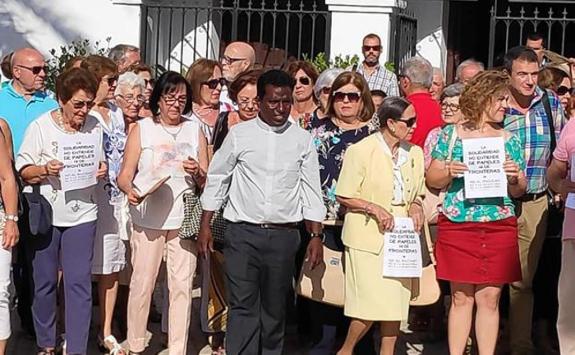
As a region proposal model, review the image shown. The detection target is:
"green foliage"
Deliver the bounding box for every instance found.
[384,61,396,73]
[303,52,360,73]
[45,37,111,92]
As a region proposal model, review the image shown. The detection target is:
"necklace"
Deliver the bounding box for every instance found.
[159,121,183,141]
[55,109,81,134]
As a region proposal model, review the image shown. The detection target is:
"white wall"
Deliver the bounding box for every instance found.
[0,0,140,59]
[407,0,447,73]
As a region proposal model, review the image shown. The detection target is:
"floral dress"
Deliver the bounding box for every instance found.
[309,118,374,221]
[431,124,525,223]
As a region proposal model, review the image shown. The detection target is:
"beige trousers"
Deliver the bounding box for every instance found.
[558,240,575,355]
[509,195,548,354]
[127,225,197,354]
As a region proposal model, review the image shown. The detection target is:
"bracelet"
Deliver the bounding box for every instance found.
[4,214,18,222]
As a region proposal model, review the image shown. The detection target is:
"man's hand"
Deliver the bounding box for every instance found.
[198,210,216,259]
[305,237,323,270]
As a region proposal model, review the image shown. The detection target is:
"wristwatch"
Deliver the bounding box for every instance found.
[310,232,325,242]
[4,214,18,222]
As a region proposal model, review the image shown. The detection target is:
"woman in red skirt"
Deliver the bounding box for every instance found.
[426,70,526,354]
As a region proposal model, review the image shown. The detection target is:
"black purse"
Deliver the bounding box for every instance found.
[24,184,53,236]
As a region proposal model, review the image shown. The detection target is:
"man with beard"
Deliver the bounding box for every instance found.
[356,33,399,97]
[219,42,256,112]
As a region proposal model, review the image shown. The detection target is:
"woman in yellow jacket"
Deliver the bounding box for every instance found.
[336,96,426,355]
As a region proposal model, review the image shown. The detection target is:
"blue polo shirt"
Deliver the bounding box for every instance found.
[0,81,58,153]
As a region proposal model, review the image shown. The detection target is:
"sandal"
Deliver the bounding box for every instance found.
[99,335,127,355]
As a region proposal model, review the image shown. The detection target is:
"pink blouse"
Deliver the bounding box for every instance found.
[554,118,575,239]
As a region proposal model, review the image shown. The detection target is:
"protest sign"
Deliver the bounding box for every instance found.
[382,217,422,278]
[58,133,100,192]
[462,137,507,199]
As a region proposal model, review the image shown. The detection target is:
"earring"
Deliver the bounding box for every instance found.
[390,127,396,133]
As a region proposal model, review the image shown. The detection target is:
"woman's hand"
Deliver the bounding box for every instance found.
[368,203,395,232]
[447,161,468,179]
[183,157,200,176]
[504,159,520,185]
[96,161,108,180]
[2,220,19,249]
[45,160,64,177]
[127,189,144,206]
[409,202,424,232]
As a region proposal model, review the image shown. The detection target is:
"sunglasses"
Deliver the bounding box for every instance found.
[362,45,382,52]
[202,78,227,90]
[297,77,311,86]
[105,75,119,86]
[17,64,48,75]
[221,55,245,65]
[332,91,361,103]
[71,99,95,110]
[557,86,574,96]
[143,78,155,87]
[396,116,417,128]
[320,87,331,95]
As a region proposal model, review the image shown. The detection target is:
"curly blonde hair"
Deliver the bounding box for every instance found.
[460,70,510,124]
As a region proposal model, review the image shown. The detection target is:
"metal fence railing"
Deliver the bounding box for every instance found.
[388,7,418,72]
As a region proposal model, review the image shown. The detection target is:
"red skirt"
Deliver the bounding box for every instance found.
[435,214,521,284]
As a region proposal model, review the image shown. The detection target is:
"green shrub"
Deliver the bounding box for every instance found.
[303,52,396,74]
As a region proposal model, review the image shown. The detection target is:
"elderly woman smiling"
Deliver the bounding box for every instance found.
[115,71,146,131]
[17,67,106,355]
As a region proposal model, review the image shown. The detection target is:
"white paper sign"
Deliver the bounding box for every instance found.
[462,137,507,199]
[382,217,422,278]
[58,133,100,192]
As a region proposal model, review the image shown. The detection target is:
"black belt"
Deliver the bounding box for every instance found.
[516,191,547,202]
[236,221,300,230]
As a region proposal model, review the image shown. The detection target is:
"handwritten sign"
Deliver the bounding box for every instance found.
[58,133,100,192]
[462,137,507,199]
[382,218,422,278]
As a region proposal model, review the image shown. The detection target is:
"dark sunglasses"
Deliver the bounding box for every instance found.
[144,78,155,87]
[396,116,417,128]
[17,64,48,75]
[297,77,311,86]
[557,86,574,96]
[106,75,119,86]
[71,99,95,110]
[362,45,382,52]
[203,78,227,90]
[320,86,331,95]
[332,91,361,103]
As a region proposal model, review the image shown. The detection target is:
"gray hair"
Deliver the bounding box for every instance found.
[115,71,145,96]
[313,68,345,99]
[400,56,433,89]
[455,59,485,82]
[432,67,444,80]
[440,83,465,101]
[108,44,139,64]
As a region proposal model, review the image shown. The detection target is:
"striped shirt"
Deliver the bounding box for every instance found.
[356,63,400,97]
[504,87,566,194]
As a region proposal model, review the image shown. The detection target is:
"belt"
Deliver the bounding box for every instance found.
[237,221,300,230]
[516,191,547,202]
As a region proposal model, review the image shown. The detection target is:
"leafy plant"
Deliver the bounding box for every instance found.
[45,37,111,92]
[384,61,396,73]
[303,52,360,73]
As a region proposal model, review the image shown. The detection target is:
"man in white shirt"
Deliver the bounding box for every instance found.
[199,69,325,355]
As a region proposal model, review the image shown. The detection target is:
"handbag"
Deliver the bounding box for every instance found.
[178,191,227,245]
[24,184,53,236]
[296,244,345,307]
[410,222,441,306]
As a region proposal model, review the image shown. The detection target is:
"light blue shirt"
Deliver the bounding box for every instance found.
[0,81,58,153]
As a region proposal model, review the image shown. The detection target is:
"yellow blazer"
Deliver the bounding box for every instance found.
[335,134,425,254]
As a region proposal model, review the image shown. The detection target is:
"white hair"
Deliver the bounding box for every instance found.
[400,57,433,89]
[455,59,485,82]
[313,68,345,99]
[115,71,145,96]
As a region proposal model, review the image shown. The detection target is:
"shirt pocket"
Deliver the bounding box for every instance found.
[281,162,301,189]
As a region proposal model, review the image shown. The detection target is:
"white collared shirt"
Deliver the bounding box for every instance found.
[201,117,326,223]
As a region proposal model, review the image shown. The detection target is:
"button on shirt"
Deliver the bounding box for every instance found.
[356,63,400,97]
[504,87,566,194]
[201,117,326,224]
[0,81,59,153]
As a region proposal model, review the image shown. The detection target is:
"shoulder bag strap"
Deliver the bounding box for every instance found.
[541,91,556,155]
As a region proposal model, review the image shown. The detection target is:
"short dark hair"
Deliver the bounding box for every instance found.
[229,69,263,103]
[149,71,192,119]
[55,68,98,104]
[370,89,386,98]
[377,96,411,130]
[527,32,546,46]
[363,33,381,44]
[503,46,539,73]
[127,63,153,77]
[1,52,13,80]
[285,61,319,85]
[257,69,295,100]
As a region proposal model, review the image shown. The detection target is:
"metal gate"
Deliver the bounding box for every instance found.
[139,0,331,74]
[488,0,575,67]
[389,7,417,72]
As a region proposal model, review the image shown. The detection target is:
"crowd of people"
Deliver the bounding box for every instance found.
[0,30,573,355]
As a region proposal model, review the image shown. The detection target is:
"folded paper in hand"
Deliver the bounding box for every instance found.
[134,176,171,198]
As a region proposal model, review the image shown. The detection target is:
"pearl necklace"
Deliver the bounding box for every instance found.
[55,109,81,134]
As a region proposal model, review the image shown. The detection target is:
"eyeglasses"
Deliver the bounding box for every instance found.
[297,77,311,86]
[70,99,95,110]
[441,102,460,111]
[396,116,417,128]
[202,78,227,90]
[143,78,155,87]
[221,55,245,65]
[105,75,119,86]
[16,64,48,75]
[320,87,331,95]
[557,86,574,96]
[362,45,382,52]
[332,91,361,103]
[116,94,145,105]
[162,95,187,106]
[237,98,259,108]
